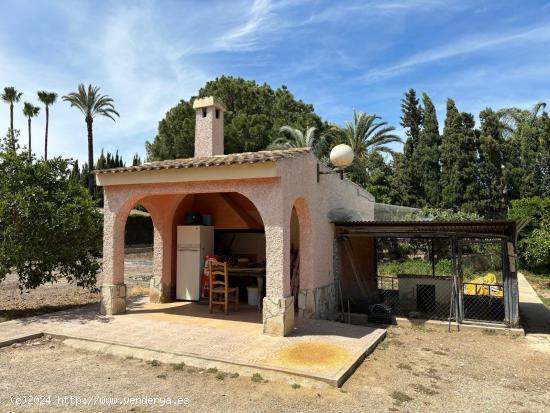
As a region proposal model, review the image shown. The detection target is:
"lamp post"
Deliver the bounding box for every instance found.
[317,144,354,182]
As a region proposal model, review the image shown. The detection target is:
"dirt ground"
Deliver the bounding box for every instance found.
[0,251,153,322]
[1,326,548,413]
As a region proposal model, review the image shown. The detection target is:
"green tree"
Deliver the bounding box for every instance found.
[37,91,58,160]
[62,84,120,193]
[477,108,505,217]
[440,99,480,212]
[1,86,23,146]
[22,102,40,159]
[329,109,401,159]
[132,153,142,166]
[499,102,546,199]
[415,93,441,207]
[400,88,423,146]
[0,133,102,290]
[508,197,550,271]
[392,89,424,207]
[362,152,394,204]
[540,112,550,197]
[269,126,326,155]
[70,159,81,182]
[146,76,323,160]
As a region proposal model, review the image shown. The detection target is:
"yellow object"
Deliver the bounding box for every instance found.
[464,273,503,297]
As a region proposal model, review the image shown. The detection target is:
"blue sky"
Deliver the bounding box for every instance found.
[1,0,549,163]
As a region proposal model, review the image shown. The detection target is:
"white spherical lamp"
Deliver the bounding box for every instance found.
[330,144,354,169]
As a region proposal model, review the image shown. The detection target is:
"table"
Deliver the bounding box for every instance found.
[227,267,266,310]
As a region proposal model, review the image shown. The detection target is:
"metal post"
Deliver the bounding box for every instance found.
[431,238,436,277]
[503,239,520,327]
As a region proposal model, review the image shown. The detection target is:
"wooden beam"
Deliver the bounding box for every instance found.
[218,193,263,229]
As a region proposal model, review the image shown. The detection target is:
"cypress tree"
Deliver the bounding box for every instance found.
[415,93,441,207]
[440,99,479,212]
[519,122,542,198]
[540,112,550,197]
[132,153,142,166]
[478,108,505,217]
[70,160,81,182]
[393,89,423,206]
[96,149,106,170]
[400,89,423,146]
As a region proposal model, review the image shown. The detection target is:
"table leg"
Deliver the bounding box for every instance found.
[257,276,264,311]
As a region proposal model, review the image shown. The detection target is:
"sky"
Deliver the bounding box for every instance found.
[1,0,549,163]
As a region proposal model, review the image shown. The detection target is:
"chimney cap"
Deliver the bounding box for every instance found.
[192,96,226,111]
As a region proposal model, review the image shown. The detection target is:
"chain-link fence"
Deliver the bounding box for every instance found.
[459,239,505,322]
[374,237,505,323]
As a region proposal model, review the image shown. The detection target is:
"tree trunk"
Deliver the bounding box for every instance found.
[9,103,14,149]
[44,106,49,160]
[87,116,94,195]
[28,117,31,160]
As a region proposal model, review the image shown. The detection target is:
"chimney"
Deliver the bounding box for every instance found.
[192,96,226,157]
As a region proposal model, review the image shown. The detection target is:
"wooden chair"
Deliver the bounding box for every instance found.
[208,260,239,314]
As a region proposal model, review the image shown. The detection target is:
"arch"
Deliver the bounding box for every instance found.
[168,191,268,301]
[289,197,314,294]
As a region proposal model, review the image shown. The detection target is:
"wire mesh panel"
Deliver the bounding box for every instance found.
[375,238,453,320]
[373,237,506,323]
[459,239,505,323]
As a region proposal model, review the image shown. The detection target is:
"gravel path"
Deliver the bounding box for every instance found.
[1,326,548,412]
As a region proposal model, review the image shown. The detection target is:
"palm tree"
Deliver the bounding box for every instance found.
[329,109,401,159]
[269,126,321,151]
[1,86,23,146]
[498,102,546,139]
[62,84,119,193]
[37,91,58,159]
[22,102,40,159]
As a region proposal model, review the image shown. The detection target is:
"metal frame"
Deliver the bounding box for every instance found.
[335,220,525,328]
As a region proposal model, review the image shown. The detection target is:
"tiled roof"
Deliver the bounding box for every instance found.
[93,147,312,174]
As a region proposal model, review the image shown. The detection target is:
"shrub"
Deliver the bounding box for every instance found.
[509,197,550,271]
[0,134,102,291]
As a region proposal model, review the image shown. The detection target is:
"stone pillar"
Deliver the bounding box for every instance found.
[145,196,180,304]
[100,191,127,315]
[100,284,127,315]
[263,296,294,336]
[262,208,295,336]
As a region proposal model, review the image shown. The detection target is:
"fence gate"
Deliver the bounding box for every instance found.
[456,239,505,323]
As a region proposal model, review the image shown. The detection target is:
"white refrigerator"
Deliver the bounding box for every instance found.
[176,225,214,301]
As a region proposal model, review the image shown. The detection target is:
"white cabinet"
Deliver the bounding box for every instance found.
[176,226,214,300]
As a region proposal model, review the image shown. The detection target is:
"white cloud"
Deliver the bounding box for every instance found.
[363,24,550,81]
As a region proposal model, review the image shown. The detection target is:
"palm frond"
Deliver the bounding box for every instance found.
[1,86,23,104]
[37,91,58,106]
[63,83,120,120]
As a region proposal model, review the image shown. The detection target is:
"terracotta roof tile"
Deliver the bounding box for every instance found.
[93,147,311,174]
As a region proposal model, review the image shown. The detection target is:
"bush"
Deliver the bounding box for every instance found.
[407,207,481,221]
[508,197,550,271]
[0,136,102,291]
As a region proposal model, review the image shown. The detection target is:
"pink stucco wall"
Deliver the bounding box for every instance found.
[102,177,292,299]
[100,152,374,329]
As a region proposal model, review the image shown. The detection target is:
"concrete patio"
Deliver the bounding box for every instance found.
[0,298,386,387]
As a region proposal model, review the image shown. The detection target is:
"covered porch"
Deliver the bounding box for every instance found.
[97,175,310,336]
